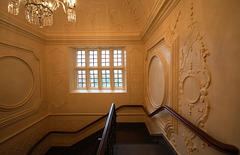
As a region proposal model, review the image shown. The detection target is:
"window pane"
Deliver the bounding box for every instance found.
[75,48,125,90]
[89,50,98,67]
[114,69,123,88]
[77,70,86,88]
[102,70,110,88]
[101,50,110,67]
[90,70,98,88]
[113,50,123,66]
[76,51,86,67]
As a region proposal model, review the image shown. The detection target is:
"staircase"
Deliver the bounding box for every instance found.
[45,123,176,155]
[114,123,176,155]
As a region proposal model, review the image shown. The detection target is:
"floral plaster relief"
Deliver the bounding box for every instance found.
[179,3,211,154]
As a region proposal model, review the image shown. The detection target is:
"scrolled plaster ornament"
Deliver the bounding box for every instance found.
[174,11,181,31]
[179,2,211,153]
[108,4,122,31]
[80,8,102,29]
[179,14,211,129]
[202,142,207,149]
[123,0,140,29]
[183,130,199,154]
[170,134,178,151]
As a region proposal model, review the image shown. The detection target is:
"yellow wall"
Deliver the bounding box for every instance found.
[0,0,240,154]
[144,0,240,154]
[0,9,48,154]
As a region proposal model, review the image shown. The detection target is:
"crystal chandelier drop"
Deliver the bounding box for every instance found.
[8,0,76,28]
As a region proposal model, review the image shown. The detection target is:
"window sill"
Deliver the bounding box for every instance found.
[70,89,127,94]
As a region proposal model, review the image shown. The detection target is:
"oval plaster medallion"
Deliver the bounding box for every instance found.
[183,75,200,104]
[52,72,63,83]
[131,73,141,83]
[148,56,165,107]
[0,56,34,109]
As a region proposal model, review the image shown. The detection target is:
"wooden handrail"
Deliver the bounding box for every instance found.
[145,105,239,154]
[96,103,116,155]
[28,104,239,155]
[27,112,110,155]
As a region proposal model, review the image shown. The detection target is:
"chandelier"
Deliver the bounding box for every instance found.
[7,0,76,28]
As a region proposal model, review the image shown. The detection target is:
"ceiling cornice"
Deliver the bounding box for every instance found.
[139,0,166,39]
[140,0,180,42]
[45,32,142,45]
[0,0,180,44]
[0,9,46,43]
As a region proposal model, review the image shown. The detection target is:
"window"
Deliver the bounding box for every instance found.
[74,48,126,92]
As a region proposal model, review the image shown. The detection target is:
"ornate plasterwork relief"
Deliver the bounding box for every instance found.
[179,3,211,154]
[108,4,122,31]
[145,30,180,142]
[80,8,103,29]
[145,44,169,110]
[128,48,144,105]
[0,56,35,110]
[179,3,211,129]
[183,129,199,154]
[40,0,155,34]
[0,118,48,155]
[123,0,140,30]
[0,42,42,128]
[144,7,182,150]
[47,48,67,108]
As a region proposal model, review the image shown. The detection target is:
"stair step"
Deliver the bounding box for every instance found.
[116,123,152,144]
[114,144,171,155]
[45,123,177,155]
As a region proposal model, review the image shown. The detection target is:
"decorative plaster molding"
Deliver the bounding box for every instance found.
[108,4,122,31]
[0,42,43,128]
[164,120,176,139]
[145,31,179,141]
[146,50,169,109]
[0,56,35,110]
[123,0,140,30]
[0,9,46,42]
[131,72,141,83]
[0,0,180,43]
[47,48,67,108]
[128,48,144,105]
[0,110,143,145]
[179,7,211,129]
[0,113,48,144]
[0,98,44,128]
[80,8,103,29]
[140,0,180,41]
[183,129,199,154]
[170,134,178,152]
[179,3,211,153]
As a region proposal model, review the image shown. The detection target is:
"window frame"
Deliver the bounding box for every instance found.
[74,48,126,92]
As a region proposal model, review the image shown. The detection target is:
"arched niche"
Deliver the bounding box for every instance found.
[146,51,169,109]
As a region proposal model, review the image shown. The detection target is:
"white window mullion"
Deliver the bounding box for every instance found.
[85,68,89,90]
[110,49,114,90]
[98,49,102,90]
[86,49,89,89]
[124,50,127,90]
[75,47,126,91]
[122,49,126,89]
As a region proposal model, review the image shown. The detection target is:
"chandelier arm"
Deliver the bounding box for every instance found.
[24,3,53,15]
[58,1,67,14]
